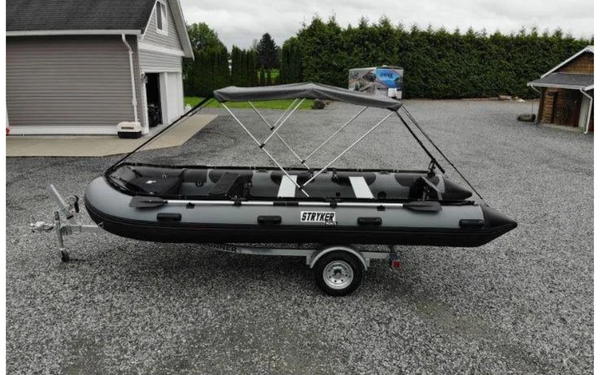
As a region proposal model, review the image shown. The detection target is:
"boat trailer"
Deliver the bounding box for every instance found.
[31,184,403,296]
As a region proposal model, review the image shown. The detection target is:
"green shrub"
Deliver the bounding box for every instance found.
[283,17,591,98]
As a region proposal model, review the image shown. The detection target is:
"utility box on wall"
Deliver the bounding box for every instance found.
[349,66,404,99]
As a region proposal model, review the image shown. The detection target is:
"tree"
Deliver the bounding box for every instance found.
[288,17,588,98]
[266,69,273,86]
[231,47,260,87]
[187,23,226,51]
[248,50,259,86]
[259,67,266,86]
[296,16,346,87]
[281,37,303,83]
[183,23,230,96]
[256,33,280,70]
[231,46,244,86]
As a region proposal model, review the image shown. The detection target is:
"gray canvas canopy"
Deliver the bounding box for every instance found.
[214,82,403,111]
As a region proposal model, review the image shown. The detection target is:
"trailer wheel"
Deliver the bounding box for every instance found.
[314,251,363,296]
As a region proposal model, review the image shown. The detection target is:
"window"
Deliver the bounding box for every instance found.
[156,1,168,34]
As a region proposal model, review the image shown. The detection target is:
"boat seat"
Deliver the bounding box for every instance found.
[127,175,183,196]
[209,169,253,184]
[209,173,247,197]
[349,176,374,199]
[130,166,184,178]
[409,177,442,201]
[277,175,298,198]
[182,169,209,185]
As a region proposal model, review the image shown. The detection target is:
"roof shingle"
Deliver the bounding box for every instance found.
[7,0,156,32]
[528,73,594,90]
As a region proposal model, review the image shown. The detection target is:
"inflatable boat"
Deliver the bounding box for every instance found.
[85,83,517,247]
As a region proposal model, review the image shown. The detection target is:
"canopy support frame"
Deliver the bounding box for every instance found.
[397,107,487,204]
[301,112,395,188]
[262,99,305,146]
[221,102,310,197]
[301,106,368,164]
[249,101,310,170]
[222,103,397,197]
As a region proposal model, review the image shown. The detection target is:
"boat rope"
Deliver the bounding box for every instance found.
[106,95,215,172]
[399,106,487,204]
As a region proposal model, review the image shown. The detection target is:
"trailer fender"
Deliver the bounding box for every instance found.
[309,245,369,270]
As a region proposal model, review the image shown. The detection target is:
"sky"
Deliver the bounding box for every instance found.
[180,0,595,50]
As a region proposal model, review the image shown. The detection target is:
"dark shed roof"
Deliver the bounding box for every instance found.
[6,0,156,32]
[528,73,594,90]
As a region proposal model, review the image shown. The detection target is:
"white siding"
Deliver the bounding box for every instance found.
[6,35,145,133]
[138,49,182,72]
[137,0,187,129]
[142,1,183,50]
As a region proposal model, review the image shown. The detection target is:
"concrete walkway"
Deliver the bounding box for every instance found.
[6,114,217,157]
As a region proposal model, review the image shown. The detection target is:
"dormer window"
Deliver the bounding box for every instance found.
[156,1,168,35]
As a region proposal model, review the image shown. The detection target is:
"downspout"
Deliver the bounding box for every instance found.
[580,88,593,134]
[121,34,139,123]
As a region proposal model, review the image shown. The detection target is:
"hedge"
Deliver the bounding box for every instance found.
[283,17,592,98]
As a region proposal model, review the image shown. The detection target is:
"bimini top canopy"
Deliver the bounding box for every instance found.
[213,82,403,111]
[107,81,484,202]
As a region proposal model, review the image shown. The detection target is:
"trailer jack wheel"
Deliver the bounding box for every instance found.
[314,251,363,296]
[60,250,70,263]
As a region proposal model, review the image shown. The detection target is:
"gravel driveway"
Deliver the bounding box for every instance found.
[6,100,593,374]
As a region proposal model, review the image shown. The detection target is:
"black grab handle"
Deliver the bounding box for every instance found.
[257,216,282,225]
[459,219,484,229]
[157,213,182,222]
[357,217,382,226]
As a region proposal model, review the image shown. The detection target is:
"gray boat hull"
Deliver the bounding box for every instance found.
[85,175,516,247]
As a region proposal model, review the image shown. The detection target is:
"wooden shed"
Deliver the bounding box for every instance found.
[528,46,594,133]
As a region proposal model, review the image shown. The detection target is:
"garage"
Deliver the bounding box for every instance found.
[6,0,193,136]
[142,71,185,128]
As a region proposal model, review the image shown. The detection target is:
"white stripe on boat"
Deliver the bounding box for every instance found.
[278,175,298,198]
[349,176,374,199]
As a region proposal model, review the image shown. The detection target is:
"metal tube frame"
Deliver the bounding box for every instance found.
[301,112,394,188]
[222,102,309,196]
[262,99,305,145]
[249,102,309,169]
[302,106,368,163]
[31,185,104,260]
[222,101,396,196]
[272,99,298,128]
[397,108,487,204]
[204,243,394,269]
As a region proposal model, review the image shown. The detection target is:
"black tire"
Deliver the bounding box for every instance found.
[313,251,363,296]
[60,250,70,263]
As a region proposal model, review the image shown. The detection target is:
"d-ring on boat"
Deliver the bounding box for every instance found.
[35,83,517,295]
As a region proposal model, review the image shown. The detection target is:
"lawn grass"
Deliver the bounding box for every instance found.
[185,96,314,110]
